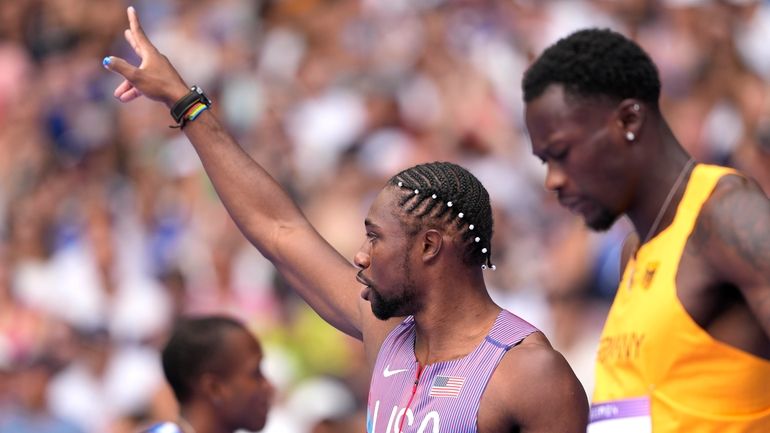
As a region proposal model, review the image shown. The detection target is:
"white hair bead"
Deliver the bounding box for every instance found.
[481,248,487,253]
[458,213,464,218]
[398,182,403,187]
[414,189,419,194]
[447,201,453,207]
[491,264,496,270]
[481,264,487,270]
[474,237,480,242]
[469,224,474,230]
[432,194,437,199]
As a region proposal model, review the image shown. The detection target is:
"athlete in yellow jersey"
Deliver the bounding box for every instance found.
[522,28,770,432]
[592,164,770,432]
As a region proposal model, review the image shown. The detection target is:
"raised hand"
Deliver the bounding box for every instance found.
[103,6,189,107]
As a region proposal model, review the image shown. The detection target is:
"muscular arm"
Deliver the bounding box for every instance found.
[104,7,379,341]
[183,114,366,338]
[483,333,589,433]
[698,174,770,339]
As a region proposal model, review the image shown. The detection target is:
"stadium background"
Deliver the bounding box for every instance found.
[1,0,769,432]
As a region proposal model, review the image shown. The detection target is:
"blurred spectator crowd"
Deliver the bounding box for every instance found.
[0,0,769,432]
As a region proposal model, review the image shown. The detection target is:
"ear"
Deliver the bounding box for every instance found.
[200,372,226,406]
[420,229,443,263]
[616,99,645,143]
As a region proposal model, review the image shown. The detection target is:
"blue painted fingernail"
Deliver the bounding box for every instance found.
[102,56,111,68]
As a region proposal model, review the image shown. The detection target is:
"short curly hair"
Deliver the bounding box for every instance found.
[162,316,246,404]
[522,28,660,108]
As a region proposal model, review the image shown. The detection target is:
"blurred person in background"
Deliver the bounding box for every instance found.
[523,27,770,432]
[0,354,84,433]
[141,315,274,433]
[104,6,588,433]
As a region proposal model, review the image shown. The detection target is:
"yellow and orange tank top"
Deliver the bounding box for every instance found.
[590,164,770,433]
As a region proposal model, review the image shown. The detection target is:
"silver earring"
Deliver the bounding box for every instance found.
[625,131,635,141]
[632,103,640,112]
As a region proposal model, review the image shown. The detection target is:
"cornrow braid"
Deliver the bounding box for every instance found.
[388,161,495,269]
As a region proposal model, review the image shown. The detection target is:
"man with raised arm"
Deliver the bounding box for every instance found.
[104,7,587,432]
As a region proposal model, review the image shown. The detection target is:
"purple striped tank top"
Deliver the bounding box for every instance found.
[366,309,538,433]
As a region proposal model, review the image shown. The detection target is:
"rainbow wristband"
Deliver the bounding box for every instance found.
[169,85,211,129]
[186,103,208,122]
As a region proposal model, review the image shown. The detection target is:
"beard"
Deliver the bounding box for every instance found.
[369,285,417,320]
[584,205,619,232]
[369,255,418,320]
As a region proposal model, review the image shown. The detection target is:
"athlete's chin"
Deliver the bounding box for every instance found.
[247,417,268,432]
[371,302,395,321]
[584,209,619,232]
[369,292,400,320]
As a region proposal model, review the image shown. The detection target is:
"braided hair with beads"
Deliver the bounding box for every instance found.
[388,161,495,269]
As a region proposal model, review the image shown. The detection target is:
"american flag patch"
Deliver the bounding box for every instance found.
[429,375,465,398]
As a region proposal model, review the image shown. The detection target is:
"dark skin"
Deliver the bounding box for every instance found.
[105,7,587,433]
[183,328,274,433]
[361,188,588,433]
[525,84,770,360]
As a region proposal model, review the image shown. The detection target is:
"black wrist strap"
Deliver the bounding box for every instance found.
[169,85,212,128]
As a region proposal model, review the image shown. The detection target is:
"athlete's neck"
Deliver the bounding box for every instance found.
[628,144,693,243]
[412,294,501,365]
[180,404,225,433]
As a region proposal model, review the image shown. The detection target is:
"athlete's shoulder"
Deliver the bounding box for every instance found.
[498,331,569,377]
[489,310,539,348]
[688,171,770,290]
[708,169,764,199]
[693,172,769,260]
[485,332,589,432]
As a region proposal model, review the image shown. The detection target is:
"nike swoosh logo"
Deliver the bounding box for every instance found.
[383,365,408,378]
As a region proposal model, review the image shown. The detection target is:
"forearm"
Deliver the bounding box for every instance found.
[181,109,369,339]
[181,109,307,259]
[103,6,368,339]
